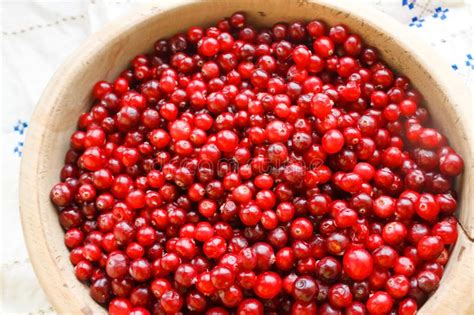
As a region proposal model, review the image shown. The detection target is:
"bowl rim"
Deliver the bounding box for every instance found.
[20,0,474,314]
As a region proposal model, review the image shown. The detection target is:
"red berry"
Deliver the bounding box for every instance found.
[313,36,334,57]
[237,298,263,315]
[253,271,282,299]
[322,129,345,154]
[311,93,333,118]
[417,236,444,261]
[343,249,373,280]
[198,37,220,56]
[366,291,393,315]
[51,14,463,313]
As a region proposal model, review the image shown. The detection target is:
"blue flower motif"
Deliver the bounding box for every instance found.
[13,120,28,135]
[452,54,474,72]
[12,119,28,158]
[465,54,474,70]
[409,16,425,28]
[14,142,24,157]
[402,0,416,10]
[433,7,449,20]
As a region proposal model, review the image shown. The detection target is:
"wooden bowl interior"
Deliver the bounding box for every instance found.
[20,1,473,314]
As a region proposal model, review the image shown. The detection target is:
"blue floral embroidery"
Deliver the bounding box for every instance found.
[451,54,474,72]
[14,142,24,157]
[409,16,425,28]
[13,120,28,135]
[402,0,416,10]
[432,7,449,20]
[465,54,473,70]
[13,120,28,157]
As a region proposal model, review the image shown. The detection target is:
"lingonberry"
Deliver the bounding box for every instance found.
[398,298,418,315]
[366,291,393,315]
[293,275,319,302]
[343,249,373,281]
[313,36,334,57]
[160,290,183,313]
[237,298,263,315]
[109,298,133,315]
[417,236,444,261]
[382,221,407,245]
[316,256,342,282]
[322,129,345,154]
[290,217,314,240]
[210,265,234,290]
[385,274,410,299]
[51,12,463,314]
[328,283,353,308]
[394,256,416,277]
[203,236,227,259]
[253,271,282,299]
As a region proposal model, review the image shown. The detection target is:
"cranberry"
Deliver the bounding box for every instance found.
[329,283,353,308]
[398,298,418,315]
[203,236,227,259]
[106,252,129,279]
[293,276,319,302]
[237,298,263,315]
[385,275,410,299]
[90,277,111,304]
[109,298,133,315]
[129,258,152,282]
[160,290,183,313]
[316,257,341,282]
[216,130,239,153]
[210,266,234,290]
[313,36,335,57]
[417,236,444,261]
[415,193,440,221]
[51,13,462,314]
[382,221,407,245]
[50,183,73,206]
[253,271,282,299]
[343,249,373,280]
[322,129,345,154]
[373,246,398,269]
[394,256,416,277]
[366,291,393,315]
[432,220,458,244]
[290,217,314,240]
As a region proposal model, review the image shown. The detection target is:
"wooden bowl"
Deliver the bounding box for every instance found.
[20,0,473,314]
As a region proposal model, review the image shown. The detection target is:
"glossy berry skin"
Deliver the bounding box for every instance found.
[253,271,282,299]
[160,290,183,313]
[211,266,234,290]
[366,291,393,315]
[385,275,410,299]
[216,130,239,153]
[322,129,345,154]
[343,249,373,281]
[329,283,353,308]
[237,298,263,315]
[417,236,444,261]
[290,218,314,240]
[50,11,462,314]
[109,298,133,315]
[398,298,418,315]
[293,276,319,302]
[311,93,333,118]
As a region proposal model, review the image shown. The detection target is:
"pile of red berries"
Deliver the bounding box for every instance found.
[50,12,464,315]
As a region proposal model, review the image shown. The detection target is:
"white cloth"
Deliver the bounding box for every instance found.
[1,0,472,314]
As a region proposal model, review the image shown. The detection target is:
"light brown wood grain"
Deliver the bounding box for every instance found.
[19,0,474,314]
